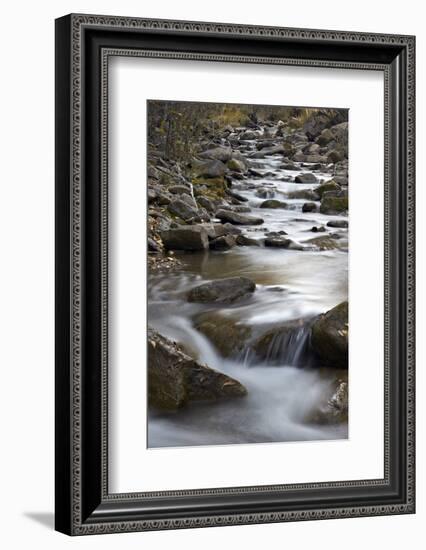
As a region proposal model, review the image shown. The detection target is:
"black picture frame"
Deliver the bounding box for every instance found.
[55,13,416,535]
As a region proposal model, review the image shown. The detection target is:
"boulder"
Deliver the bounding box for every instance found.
[167,199,199,222]
[303,143,321,155]
[327,149,344,164]
[161,226,209,251]
[250,318,313,364]
[198,146,232,162]
[264,237,303,250]
[227,157,247,173]
[148,328,247,410]
[281,162,299,171]
[226,189,249,202]
[194,311,252,358]
[311,301,348,368]
[295,172,318,184]
[187,276,256,304]
[209,235,236,250]
[307,379,348,424]
[260,199,289,209]
[320,196,348,214]
[196,196,216,212]
[239,130,261,140]
[236,235,262,246]
[286,189,320,201]
[305,235,343,251]
[303,110,347,140]
[193,159,227,179]
[315,180,341,199]
[327,219,349,228]
[302,202,318,213]
[251,143,292,158]
[215,209,264,225]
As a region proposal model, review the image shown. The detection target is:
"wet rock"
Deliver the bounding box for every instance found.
[265,237,303,250]
[236,234,262,246]
[194,311,252,358]
[148,328,247,410]
[310,225,326,233]
[281,162,299,171]
[188,276,256,304]
[215,209,264,226]
[295,172,318,184]
[161,226,209,251]
[250,318,314,365]
[199,146,232,162]
[315,180,341,199]
[327,219,349,228]
[311,301,348,368]
[249,168,267,178]
[308,379,348,424]
[209,235,236,250]
[320,196,348,214]
[305,235,343,251]
[302,202,318,213]
[266,230,288,237]
[226,189,249,202]
[286,189,320,201]
[260,199,289,209]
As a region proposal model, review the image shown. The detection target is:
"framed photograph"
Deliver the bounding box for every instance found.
[55,14,415,535]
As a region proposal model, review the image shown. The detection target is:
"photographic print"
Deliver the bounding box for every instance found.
[147,100,349,448]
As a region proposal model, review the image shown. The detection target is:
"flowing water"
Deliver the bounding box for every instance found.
[148,144,349,448]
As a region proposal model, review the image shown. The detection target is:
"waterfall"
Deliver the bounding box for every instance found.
[242,323,314,368]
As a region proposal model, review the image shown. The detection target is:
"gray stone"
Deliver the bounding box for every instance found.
[188,276,256,304]
[215,209,264,226]
[161,226,209,251]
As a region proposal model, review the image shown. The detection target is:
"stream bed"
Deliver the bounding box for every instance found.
[148,144,349,448]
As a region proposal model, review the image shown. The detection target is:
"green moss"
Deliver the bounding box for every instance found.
[320,196,348,214]
[315,180,341,199]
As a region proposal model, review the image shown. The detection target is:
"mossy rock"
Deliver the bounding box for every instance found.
[192,176,227,199]
[260,199,288,209]
[315,180,341,199]
[148,328,247,410]
[227,158,247,173]
[320,196,348,214]
[286,189,320,201]
[311,301,348,368]
[194,311,252,358]
[305,235,343,251]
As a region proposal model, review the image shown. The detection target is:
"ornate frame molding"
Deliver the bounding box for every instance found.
[55,13,415,535]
